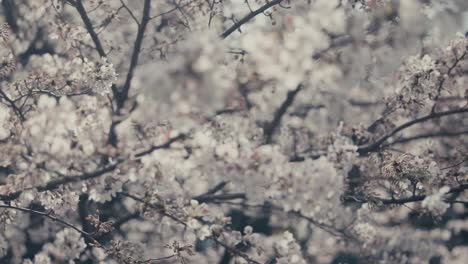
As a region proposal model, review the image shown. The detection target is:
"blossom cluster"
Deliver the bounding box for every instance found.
[0,0,467,263]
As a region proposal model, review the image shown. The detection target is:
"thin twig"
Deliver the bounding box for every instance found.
[150,0,197,20]
[119,0,141,26]
[0,88,25,121]
[0,204,95,238]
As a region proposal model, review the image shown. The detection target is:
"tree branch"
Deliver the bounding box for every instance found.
[75,0,107,58]
[106,0,151,148]
[345,183,468,205]
[212,237,261,264]
[73,0,120,104]
[0,162,121,201]
[0,204,95,239]
[0,131,188,203]
[198,181,229,196]
[0,88,25,122]
[358,108,468,155]
[134,133,187,158]
[264,84,303,144]
[431,51,467,113]
[116,0,151,109]
[193,193,246,203]
[220,0,284,39]
[118,0,140,26]
[118,192,261,263]
[119,192,187,226]
[381,129,468,147]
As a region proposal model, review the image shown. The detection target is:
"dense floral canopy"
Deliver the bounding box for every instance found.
[0,0,467,263]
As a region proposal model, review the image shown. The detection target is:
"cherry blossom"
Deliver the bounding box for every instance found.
[0,1,467,263]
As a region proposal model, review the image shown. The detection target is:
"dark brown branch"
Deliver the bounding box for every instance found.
[118,191,262,264]
[75,0,107,58]
[112,212,141,230]
[264,84,303,144]
[120,190,245,223]
[105,0,151,148]
[0,163,120,201]
[37,163,119,192]
[446,200,468,205]
[289,103,325,118]
[285,209,357,241]
[18,28,56,66]
[213,201,355,239]
[119,0,140,26]
[78,193,94,246]
[212,237,261,264]
[357,108,468,155]
[120,190,350,261]
[193,193,246,203]
[119,192,187,226]
[199,181,229,196]
[0,132,189,202]
[73,0,121,103]
[141,255,176,263]
[431,51,467,113]
[134,133,187,158]
[220,0,284,39]
[116,0,151,109]
[345,183,468,205]
[0,88,25,121]
[381,129,468,147]
[95,212,141,244]
[0,204,94,238]
[1,0,19,33]
[150,0,197,20]
[348,99,381,107]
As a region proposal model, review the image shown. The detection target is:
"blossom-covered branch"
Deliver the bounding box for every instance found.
[345,183,468,205]
[358,108,468,154]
